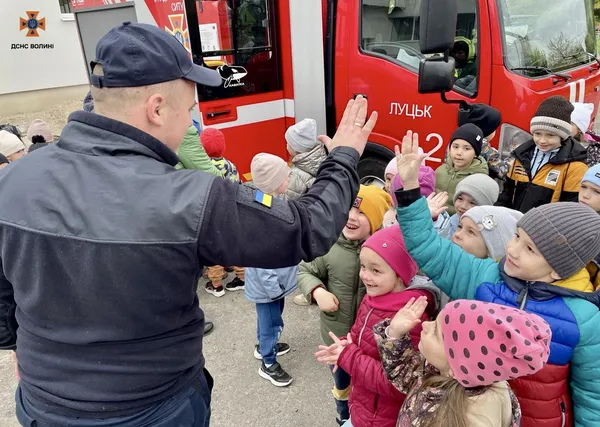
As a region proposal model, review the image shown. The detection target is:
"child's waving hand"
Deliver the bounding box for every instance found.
[387,296,428,339]
[315,331,353,373]
[395,131,428,191]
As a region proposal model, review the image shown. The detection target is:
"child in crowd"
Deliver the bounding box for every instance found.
[579,164,600,289]
[436,124,488,214]
[571,102,600,167]
[383,165,435,229]
[298,184,391,424]
[0,130,26,163]
[384,158,398,193]
[245,153,295,387]
[570,102,594,144]
[393,131,600,427]
[200,127,246,295]
[374,297,550,427]
[497,96,588,213]
[26,119,53,152]
[202,127,241,183]
[432,173,499,238]
[284,118,327,200]
[315,226,440,427]
[459,103,511,179]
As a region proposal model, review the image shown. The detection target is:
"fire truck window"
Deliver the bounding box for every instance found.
[361,0,479,95]
[191,0,281,101]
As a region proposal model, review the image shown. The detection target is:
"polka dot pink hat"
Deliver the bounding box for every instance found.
[440,300,551,388]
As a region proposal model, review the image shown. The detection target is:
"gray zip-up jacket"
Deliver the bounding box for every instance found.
[285,144,328,200]
[0,111,360,418]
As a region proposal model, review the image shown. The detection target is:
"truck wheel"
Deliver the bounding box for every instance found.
[358,156,388,188]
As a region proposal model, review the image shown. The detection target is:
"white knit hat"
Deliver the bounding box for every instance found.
[462,206,523,260]
[251,153,291,195]
[571,102,594,134]
[285,118,318,154]
[0,130,26,158]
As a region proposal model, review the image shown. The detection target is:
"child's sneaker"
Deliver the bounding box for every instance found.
[258,361,293,387]
[205,283,225,297]
[225,278,245,291]
[293,294,310,306]
[253,343,291,360]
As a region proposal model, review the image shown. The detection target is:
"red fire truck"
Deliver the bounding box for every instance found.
[72,0,600,182]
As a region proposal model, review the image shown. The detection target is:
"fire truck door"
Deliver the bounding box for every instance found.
[185,0,287,179]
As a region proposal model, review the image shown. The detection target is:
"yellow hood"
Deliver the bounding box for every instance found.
[553,268,594,293]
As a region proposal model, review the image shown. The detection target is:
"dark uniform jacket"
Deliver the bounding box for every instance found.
[0,111,359,418]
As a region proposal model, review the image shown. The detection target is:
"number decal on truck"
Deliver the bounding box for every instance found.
[424,133,444,163]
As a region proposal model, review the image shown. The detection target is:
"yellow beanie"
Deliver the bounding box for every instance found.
[354,185,392,234]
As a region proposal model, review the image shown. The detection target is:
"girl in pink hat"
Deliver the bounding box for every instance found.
[374,297,551,427]
[315,226,443,427]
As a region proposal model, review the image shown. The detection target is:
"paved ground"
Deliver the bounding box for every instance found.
[0,277,336,426]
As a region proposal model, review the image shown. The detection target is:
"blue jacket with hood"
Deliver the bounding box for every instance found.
[394,192,600,427]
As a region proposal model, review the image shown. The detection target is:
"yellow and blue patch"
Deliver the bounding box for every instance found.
[255,190,273,208]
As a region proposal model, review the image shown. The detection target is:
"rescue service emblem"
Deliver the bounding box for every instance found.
[20,11,46,37]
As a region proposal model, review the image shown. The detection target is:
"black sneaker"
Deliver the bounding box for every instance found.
[254,343,291,360]
[205,283,225,298]
[258,361,293,387]
[203,321,214,336]
[225,278,245,292]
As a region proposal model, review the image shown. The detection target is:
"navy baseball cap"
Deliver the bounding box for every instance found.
[90,22,222,88]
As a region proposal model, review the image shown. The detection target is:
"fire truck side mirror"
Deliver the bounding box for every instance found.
[419,0,458,54]
[417,56,456,94]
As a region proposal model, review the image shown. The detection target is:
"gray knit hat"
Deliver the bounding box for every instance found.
[517,202,600,278]
[530,96,574,141]
[463,206,523,260]
[454,174,500,206]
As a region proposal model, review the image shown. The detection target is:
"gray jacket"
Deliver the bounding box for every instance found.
[0,111,360,418]
[244,265,298,303]
[285,144,327,200]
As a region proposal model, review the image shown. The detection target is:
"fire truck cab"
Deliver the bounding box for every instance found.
[74,0,600,182]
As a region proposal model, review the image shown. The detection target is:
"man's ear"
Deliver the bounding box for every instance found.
[146,94,167,126]
[550,270,561,282]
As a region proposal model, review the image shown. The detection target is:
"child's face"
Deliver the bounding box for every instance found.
[449,139,476,170]
[451,217,488,259]
[504,227,559,282]
[384,173,394,193]
[454,193,477,217]
[359,247,404,297]
[286,144,297,158]
[579,181,600,213]
[571,123,581,137]
[273,176,290,196]
[419,316,451,374]
[7,150,24,162]
[343,207,371,241]
[533,131,562,152]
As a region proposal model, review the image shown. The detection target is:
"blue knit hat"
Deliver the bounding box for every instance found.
[582,164,600,188]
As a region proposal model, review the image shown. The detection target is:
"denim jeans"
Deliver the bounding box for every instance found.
[256,298,285,365]
[331,365,351,421]
[15,369,213,427]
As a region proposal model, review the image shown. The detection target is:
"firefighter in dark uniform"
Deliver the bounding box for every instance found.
[0,23,376,427]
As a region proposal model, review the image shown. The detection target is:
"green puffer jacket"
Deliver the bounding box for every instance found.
[175,126,222,178]
[435,154,488,214]
[298,234,365,346]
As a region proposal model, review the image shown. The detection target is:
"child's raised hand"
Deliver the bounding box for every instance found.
[388,296,428,339]
[395,131,428,191]
[426,192,449,218]
[315,332,353,372]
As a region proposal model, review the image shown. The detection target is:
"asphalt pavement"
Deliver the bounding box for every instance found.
[0,276,337,426]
